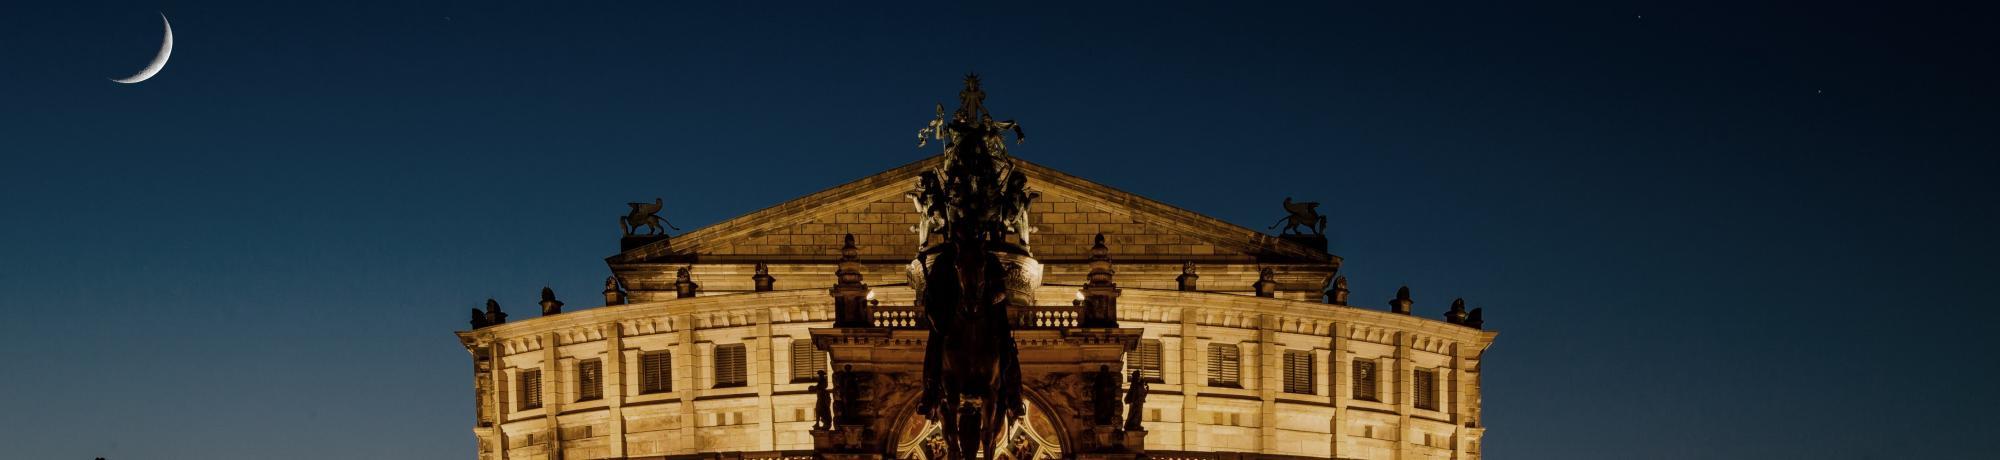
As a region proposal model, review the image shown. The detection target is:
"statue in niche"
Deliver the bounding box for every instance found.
[1124,369,1148,431]
[621,198,680,236]
[810,370,833,430]
[1267,197,1326,235]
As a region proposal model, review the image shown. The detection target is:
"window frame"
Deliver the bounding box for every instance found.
[639,351,673,394]
[1413,368,1439,411]
[714,343,749,388]
[1206,343,1241,388]
[518,368,543,411]
[1352,359,1379,402]
[576,359,603,402]
[1133,339,1165,383]
[790,340,826,383]
[1282,350,1315,395]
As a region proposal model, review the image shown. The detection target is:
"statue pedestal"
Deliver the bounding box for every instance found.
[620,235,669,251]
[810,429,836,451]
[1280,233,1327,252]
[1076,426,1146,458]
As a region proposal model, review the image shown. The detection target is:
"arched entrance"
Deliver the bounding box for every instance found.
[892,396,1066,460]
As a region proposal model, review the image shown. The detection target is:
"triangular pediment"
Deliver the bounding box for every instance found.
[607,156,1334,265]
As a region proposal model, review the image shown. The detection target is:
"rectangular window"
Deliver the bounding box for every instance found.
[1352,360,1378,402]
[576,359,603,401]
[714,344,748,388]
[790,340,826,383]
[1414,368,1438,410]
[1283,350,1315,395]
[518,369,543,410]
[640,351,673,394]
[1132,339,1164,382]
[1206,343,1240,388]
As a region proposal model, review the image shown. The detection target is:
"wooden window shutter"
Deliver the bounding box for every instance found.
[1414,368,1438,410]
[577,359,603,401]
[640,351,673,394]
[715,344,748,388]
[518,369,543,410]
[1283,350,1315,395]
[1134,339,1164,382]
[1353,360,1378,402]
[1206,343,1240,387]
[790,340,826,383]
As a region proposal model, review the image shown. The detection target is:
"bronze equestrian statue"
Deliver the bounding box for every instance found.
[911,73,1032,460]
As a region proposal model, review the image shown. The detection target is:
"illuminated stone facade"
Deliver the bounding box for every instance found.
[455,158,1496,460]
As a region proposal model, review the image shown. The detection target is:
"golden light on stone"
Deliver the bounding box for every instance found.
[451,79,1496,460]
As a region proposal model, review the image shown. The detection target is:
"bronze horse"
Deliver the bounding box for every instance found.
[913,74,1029,459]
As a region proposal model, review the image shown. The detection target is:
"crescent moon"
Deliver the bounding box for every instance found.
[111,13,173,84]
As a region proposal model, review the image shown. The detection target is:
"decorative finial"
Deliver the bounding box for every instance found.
[1252,267,1279,298]
[602,275,626,306]
[1445,298,1469,324]
[483,298,507,326]
[538,286,564,316]
[1466,308,1485,329]
[830,234,870,327]
[1389,286,1413,314]
[1327,275,1350,305]
[753,263,776,292]
[1177,261,1199,291]
[1086,233,1114,286]
[836,234,865,285]
[674,266,699,299]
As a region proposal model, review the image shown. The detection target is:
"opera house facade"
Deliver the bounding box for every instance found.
[454,83,1495,460]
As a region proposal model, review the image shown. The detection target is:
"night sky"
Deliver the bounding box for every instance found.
[3,1,1995,459]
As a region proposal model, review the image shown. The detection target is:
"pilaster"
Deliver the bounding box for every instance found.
[1258,315,1278,452]
[1395,331,1412,460]
[1450,341,1470,460]
[675,316,698,453]
[1330,322,1349,459]
[543,331,563,460]
[755,310,776,451]
[606,324,627,458]
[1180,307,1201,452]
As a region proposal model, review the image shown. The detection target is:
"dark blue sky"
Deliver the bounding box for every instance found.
[3,1,1995,458]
